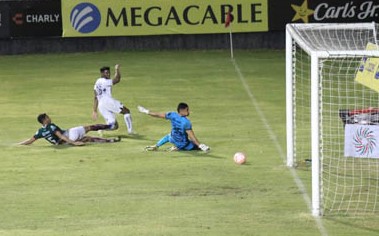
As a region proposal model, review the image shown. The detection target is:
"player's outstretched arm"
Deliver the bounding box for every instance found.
[137,105,165,118]
[19,137,37,145]
[112,64,121,85]
[92,91,99,120]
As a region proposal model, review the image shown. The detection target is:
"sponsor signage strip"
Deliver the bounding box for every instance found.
[0,2,10,38]
[269,0,379,31]
[355,43,379,93]
[9,0,62,37]
[62,0,268,37]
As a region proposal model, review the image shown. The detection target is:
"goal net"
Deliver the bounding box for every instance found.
[286,23,379,216]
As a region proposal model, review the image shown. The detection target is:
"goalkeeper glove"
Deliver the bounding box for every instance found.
[137,105,149,114]
[199,143,210,152]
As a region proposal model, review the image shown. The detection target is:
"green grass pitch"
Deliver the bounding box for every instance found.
[1,50,379,235]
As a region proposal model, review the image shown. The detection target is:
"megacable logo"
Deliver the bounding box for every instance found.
[70,2,100,33]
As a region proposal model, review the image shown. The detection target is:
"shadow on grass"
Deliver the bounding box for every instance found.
[116,134,148,140]
[173,150,224,159]
[102,134,158,142]
[51,145,71,149]
[141,146,224,159]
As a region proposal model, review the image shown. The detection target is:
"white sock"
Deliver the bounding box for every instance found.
[124,113,133,133]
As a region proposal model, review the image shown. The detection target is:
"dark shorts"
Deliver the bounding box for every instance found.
[180,141,200,151]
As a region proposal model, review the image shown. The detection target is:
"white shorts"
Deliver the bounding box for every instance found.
[63,126,86,141]
[98,97,124,125]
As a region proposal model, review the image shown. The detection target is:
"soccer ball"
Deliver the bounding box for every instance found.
[233,152,246,165]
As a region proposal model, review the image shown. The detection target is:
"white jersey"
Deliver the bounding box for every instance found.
[94,77,124,125]
[94,78,113,100]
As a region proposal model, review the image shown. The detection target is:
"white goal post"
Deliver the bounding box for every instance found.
[286,22,379,216]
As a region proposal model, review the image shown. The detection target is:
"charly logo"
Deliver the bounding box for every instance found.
[353,126,377,156]
[70,2,101,33]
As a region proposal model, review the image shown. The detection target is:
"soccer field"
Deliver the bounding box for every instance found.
[1,50,379,236]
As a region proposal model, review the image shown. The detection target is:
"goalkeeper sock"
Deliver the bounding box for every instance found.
[89,124,112,131]
[156,134,170,147]
[124,113,133,134]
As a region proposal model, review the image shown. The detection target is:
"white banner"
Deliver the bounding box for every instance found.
[344,124,379,158]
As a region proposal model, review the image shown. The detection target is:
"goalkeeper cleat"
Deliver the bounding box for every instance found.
[145,145,158,151]
[167,146,179,152]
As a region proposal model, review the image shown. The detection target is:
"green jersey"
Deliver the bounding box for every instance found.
[33,123,65,145]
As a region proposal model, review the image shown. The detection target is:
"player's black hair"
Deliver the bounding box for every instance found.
[177,102,189,112]
[37,113,48,124]
[100,66,110,73]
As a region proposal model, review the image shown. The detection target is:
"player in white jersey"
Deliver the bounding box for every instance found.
[92,64,134,134]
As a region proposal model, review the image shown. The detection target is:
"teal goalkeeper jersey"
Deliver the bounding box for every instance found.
[33,123,65,145]
[166,112,195,150]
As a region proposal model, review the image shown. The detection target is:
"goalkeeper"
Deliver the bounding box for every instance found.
[137,102,210,152]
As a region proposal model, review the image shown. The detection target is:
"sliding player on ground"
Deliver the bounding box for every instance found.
[137,102,210,152]
[19,113,120,146]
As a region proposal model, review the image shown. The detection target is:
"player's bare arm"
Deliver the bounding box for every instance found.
[19,137,37,145]
[186,129,201,146]
[187,128,210,152]
[112,64,121,85]
[137,105,165,118]
[147,111,166,119]
[92,90,99,120]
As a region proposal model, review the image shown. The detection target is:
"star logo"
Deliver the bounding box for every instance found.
[291,0,314,23]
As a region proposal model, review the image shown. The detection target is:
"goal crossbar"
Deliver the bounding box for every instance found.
[287,23,379,57]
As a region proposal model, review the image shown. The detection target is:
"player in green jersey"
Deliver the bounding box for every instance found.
[19,113,121,146]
